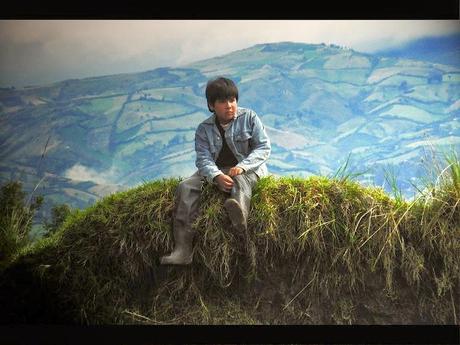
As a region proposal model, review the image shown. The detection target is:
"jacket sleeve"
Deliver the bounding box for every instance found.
[236,111,271,173]
[195,124,223,183]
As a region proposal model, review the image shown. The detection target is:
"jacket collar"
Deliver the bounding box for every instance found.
[203,113,216,125]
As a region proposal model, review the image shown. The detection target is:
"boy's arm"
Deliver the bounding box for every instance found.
[236,112,271,172]
[195,125,223,183]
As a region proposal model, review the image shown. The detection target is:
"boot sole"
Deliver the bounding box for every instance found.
[160,254,193,265]
[224,198,247,231]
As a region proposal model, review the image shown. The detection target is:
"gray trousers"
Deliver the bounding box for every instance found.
[174,168,259,233]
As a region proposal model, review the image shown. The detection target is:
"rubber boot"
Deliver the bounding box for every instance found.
[224,198,247,231]
[160,227,195,265]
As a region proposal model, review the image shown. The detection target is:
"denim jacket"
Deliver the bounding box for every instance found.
[195,107,271,183]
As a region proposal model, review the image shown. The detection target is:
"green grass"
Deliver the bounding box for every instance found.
[1,158,459,325]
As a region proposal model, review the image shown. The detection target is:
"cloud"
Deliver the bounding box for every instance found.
[64,163,118,185]
[0,20,459,87]
[164,20,460,65]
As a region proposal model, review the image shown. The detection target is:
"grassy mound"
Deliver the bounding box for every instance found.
[1,171,459,324]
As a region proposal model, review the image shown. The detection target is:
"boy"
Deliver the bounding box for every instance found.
[160,77,271,265]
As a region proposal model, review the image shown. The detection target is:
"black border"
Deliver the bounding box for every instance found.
[1,1,459,344]
[1,325,460,344]
[1,0,459,19]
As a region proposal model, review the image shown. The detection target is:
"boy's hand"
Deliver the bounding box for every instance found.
[214,174,234,192]
[228,167,244,177]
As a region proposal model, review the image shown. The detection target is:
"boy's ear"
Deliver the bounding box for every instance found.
[208,102,214,111]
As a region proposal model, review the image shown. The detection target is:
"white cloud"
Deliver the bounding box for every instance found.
[0,20,459,87]
[64,163,118,185]
[162,20,460,64]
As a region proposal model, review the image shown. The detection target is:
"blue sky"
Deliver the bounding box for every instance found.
[0,20,459,88]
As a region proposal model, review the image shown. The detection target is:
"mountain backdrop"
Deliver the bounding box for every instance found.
[1,41,459,234]
[375,33,460,68]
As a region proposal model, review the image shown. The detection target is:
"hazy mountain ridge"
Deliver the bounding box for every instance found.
[1,41,459,223]
[375,33,460,68]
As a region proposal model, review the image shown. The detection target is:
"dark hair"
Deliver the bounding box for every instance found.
[205,77,239,112]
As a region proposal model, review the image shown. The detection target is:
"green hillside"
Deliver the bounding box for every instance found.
[1,162,458,325]
[1,42,459,226]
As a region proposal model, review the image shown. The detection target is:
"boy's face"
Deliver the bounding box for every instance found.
[210,97,238,124]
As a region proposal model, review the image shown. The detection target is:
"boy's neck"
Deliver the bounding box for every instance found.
[220,121,231,130]
[219,119,232,125]
[215,113,234,126]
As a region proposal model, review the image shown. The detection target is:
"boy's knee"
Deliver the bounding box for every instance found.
[177,176,201,196]
[177,180,190,196]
